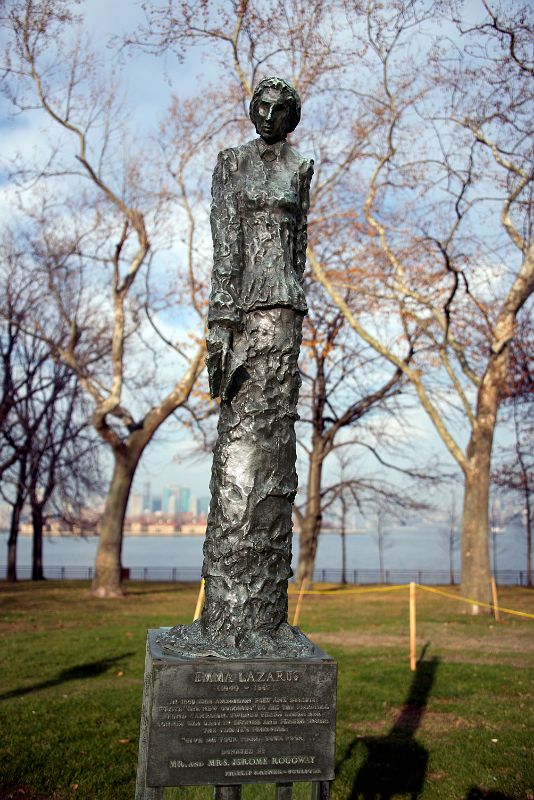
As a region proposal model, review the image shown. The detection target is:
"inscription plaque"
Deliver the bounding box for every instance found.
[138,630,336,788]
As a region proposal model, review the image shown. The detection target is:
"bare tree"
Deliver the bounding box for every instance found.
[133,3,444,591]
[294,283,435,585]
[338,491,348,585]
[376,510,387,584]
[492,323,534,586]
[0,238,47,480]
[3,450,27,582]
[1,1,207,596]
[10,0,525,607]
[303,2,534,611]
[1,248,102,581]
[441,495,460,585]
[25,370,101,581]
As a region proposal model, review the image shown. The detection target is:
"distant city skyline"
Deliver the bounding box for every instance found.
[128,480,210,518]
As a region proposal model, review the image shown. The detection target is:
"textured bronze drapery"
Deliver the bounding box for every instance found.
[160,79,314,658]
[202,307,302,649]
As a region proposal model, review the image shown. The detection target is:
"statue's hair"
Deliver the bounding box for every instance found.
[249,77,301,135]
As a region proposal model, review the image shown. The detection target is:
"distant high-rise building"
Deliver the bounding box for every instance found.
[169,494,179,516]
[178,487,191,514]
[130,493,142,516]
[162,486,173,514]
[142,481,151,513]
[197,496,210,516]
[151,496,162,513]
[189,496,198,516]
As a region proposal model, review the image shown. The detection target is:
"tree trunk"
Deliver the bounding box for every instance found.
[526,490,532,588]
[297,442,324,586]
[492,527,498,578]
[449,535,455,586]
[31,504,45,581]
[448,497,456,585]
[6,455,27,582]
[377,513,385,583]
[461,464,492,612]
[91,448,141,598]
[461,350,507,613]
[340,496,347,585]
[7,502,22,582]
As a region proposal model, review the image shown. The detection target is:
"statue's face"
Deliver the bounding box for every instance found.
[253,87,291,143]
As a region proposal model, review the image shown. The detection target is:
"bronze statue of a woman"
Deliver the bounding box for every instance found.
[160,77,314,658]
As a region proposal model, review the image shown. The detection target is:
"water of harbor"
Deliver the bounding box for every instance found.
[0,522,526,575]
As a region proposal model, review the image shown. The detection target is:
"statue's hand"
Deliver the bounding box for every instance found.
[206,324,232,398]
[207,323,232,354]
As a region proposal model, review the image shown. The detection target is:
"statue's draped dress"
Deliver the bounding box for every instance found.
[200,138,314,653]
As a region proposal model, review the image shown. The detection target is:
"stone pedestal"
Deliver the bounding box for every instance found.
[135,629,336,798]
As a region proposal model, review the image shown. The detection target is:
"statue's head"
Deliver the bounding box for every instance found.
[249,77,301,144]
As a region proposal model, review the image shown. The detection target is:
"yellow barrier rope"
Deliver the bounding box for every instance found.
[288,584,409,597]
[191,579,532,621]
[416,583,534,620]
[286,581,533,620]
[287,580,532,669]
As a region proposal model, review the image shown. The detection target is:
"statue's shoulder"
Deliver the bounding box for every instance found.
[216,140,256,173]
[284,142,314,179]
[215,147,240,174]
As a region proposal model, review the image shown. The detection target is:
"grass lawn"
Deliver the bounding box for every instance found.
[1,581,533,800]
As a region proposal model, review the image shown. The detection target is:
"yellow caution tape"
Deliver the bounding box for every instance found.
[416,583,534,620]
[288,584,408,596]
[287,581,534,620]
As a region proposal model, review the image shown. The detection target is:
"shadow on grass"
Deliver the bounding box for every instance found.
[0,652,134,700]
[340,649,440,799]
[124,586,195,596]
[465,789,517,799]
[0,784,61,800]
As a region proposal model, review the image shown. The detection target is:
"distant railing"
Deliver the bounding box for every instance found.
[310,567,531,586]
[0,564,531,586]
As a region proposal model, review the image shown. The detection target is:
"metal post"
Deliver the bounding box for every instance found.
[137,787,162,800]
[193,578,206,621]
[135,638,164,800]
[409,582,417,672]
[214,786,242,800]
[275,783,293,800]
[311,781,330,800]
[490,576,500,621]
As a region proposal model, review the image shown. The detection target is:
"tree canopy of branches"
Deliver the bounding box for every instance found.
[2,0,531,608]
[294,282,436,584]
[1,0,207,596]
[492,321,533,585]
[1,240,102,581]
[304,1,534,610]
[129,0,534,610]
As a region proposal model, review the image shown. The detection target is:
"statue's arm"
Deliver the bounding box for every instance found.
[207,148,241,398]
[208,148,242,328]
[294,158,314,283]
